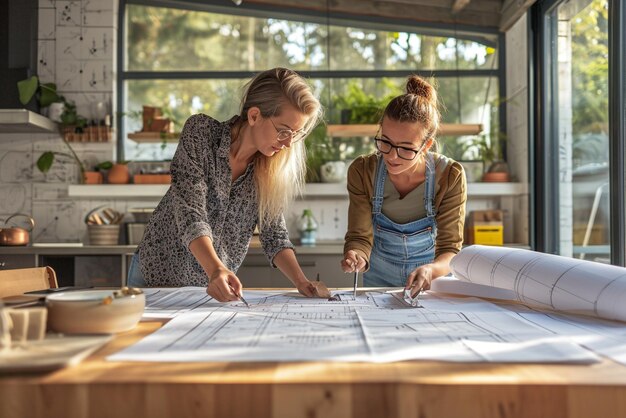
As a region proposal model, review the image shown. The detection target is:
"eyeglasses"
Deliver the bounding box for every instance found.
[269,118,306,143]
[374,137,423,161]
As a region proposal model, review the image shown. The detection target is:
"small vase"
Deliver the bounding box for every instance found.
[107,164,130,184]
[482,171,510,182]
[83,171,103,184]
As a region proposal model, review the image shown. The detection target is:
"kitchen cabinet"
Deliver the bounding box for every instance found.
[237,253,348,288]
[0,254,37,270]
[0,246,135,287]
[0,244,346,289]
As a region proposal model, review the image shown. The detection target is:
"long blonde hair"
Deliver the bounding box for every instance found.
[239,68,322,225]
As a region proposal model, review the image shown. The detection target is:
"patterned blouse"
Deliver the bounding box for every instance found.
[138,114,294,287]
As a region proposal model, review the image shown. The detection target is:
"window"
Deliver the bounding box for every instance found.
[547,0,610,260]
[533,0,626,263]
[120,2,501,165]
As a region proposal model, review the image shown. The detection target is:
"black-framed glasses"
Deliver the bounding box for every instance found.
[374,137,422,161]
[269,118,306,143]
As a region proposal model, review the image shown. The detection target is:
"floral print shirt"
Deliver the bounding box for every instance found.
[138,114,294,286]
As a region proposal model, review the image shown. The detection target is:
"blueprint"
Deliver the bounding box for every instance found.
[449,245,626,322]
[108,288,601,364]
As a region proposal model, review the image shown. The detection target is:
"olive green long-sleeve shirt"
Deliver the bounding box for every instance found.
[343,152,467,270]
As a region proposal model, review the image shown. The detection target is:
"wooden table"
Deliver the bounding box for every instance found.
[2,309,626,417]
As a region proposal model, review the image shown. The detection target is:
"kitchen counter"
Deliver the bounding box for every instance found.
[0,241,344,256]
[0,242,347,287]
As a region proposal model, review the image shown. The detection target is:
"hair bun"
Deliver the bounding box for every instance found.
[406,75,434,101]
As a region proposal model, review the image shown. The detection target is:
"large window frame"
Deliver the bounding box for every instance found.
[116,0,506,162]
[531,0,626,265]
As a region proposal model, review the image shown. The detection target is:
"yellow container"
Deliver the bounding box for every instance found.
[473,224,504,246]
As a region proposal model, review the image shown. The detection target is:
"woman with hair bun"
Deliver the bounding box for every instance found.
[341,75,467,298]
[128,68,323,302]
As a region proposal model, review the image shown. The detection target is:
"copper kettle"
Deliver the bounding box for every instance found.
[0,214,35,246]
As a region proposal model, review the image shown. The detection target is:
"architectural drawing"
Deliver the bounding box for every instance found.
[450,245,626,322]
[109,289,599,364]
[358,310,598,363]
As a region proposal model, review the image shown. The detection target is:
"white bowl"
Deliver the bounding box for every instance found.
[46,290,145,334]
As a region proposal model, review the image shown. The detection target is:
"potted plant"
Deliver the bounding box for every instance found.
[34,100,95,183]
[471,131,510,182]
[107,160,132,184]
[17,75,62,111]
[36,138,87,184]
[304,125,334,183]
[334,80,398,124]
[438,136,485,182]
[59,101,88,132]
[82,161,114,184]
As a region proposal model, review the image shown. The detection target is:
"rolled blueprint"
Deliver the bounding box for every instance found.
[450,245,626,322]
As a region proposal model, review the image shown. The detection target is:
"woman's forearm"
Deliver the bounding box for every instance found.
[430,252,456,278]
[273,248,309,286]
[188,236,227,279]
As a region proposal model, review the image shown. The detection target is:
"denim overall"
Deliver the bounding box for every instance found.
[363,153,437,287]
[127,253,147,287]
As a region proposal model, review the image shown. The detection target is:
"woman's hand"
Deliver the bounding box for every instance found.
[206,267,243,302]
[341,250,367,273]
[295,279,316,298]
[405,264,434,297]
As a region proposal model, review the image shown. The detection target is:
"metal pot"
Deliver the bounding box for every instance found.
[0,214,35,246]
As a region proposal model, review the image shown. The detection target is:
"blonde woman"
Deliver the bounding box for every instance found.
[342,75,467,297]
[129,68,323,302]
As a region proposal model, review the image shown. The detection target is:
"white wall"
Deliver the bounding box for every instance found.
[0,0,119,243]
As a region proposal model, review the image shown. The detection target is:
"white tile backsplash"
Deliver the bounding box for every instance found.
[38,8,56,39]
[55,60,82,91]
[83,8,114,27]
[81,28,112,59]
[56,26,82,61]
[56,1,82,27]
[37,40,56,82]
[0,184,32,217]
[81,61,112,92]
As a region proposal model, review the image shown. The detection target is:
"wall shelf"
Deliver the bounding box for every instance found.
[0,109,58,134]
[68,184,169,198]
[68,182,527,199]
[127,132,179,143]
[126,123,483,143]
[326,123,483,138]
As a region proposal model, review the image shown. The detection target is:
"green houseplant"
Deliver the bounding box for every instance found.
[17,76,62,109]
[334,80,398,124]
[470,131,510,182]
[35,100,92,183]
[304,125,334,183]
[36,138,87,183]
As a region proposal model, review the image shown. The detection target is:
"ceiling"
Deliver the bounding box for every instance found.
[244,0,537,32]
